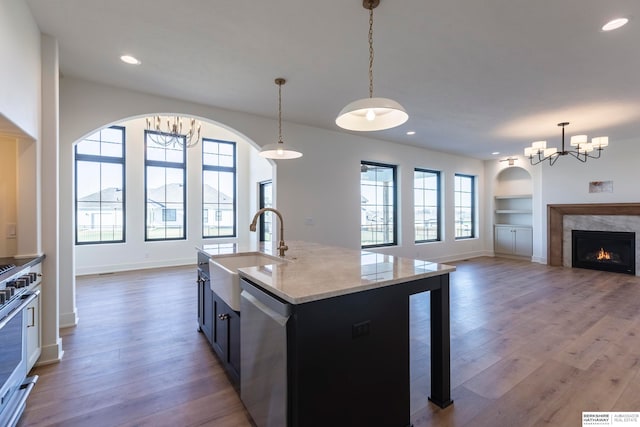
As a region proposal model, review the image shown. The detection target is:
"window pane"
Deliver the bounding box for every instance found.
[414,169,440,242]
[145,132,186,241]
[146,131,186,164]
[75,126,125,244]
[76,139,100,156]
[101,127,123,143]
[203,170,235,237]
[203,139,236,238]
[259,181,273,242]
[361,162,397,247]
[454,174,475,239]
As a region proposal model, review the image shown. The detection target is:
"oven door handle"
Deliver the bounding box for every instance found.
[0,290,39,330]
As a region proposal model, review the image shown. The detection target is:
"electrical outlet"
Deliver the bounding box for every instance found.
[6,223,16,239]
[352,320,370,339]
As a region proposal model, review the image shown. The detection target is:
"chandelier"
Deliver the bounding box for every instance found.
[335,0,408,131]
[524,122,609,166]
[145,115,201,148]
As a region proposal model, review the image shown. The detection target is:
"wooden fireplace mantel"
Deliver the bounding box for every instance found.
[547,203,640,266]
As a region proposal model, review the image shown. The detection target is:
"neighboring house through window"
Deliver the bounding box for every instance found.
[414,168,441,242]
[145,130,186,240]
[454,174,475,239]
[202,139,236,238]
[75,126,125,244]
[361,161,397,248]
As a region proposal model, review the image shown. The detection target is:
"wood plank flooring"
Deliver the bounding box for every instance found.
[19,257,640,426]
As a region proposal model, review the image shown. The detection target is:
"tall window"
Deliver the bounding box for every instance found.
[202,139,236,238]
[361,161,397,248]
[259,181,273,242]
[454,174,475,239]
[75,126,125,244]
[414,169,441,242]
[145,131,186,241]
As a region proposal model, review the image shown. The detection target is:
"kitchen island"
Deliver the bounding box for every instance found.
[198,241,455,427]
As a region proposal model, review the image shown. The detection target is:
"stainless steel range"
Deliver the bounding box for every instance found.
[0,264,39,427]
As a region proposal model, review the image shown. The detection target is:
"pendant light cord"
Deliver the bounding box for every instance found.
[278,82,283,143]
[368,2,375,98]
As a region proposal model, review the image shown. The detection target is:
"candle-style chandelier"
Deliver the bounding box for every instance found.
[145,115,201,148]
[524,122,609,166]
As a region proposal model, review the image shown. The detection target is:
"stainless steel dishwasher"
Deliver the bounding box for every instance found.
[240,279,291,427]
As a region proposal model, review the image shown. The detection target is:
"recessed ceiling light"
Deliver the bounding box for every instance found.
[406,131,416,135]
[120,55,141,65]
[492,151,500,155]
[602,18,629,32]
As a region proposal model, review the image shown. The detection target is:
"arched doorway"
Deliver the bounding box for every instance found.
[60,113,273,328]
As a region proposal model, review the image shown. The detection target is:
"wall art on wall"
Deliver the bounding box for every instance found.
[589,180,613,193]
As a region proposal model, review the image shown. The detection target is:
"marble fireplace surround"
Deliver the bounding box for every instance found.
[548,203,640,272]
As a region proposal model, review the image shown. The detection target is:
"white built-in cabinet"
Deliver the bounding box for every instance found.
[495,224,533,257]
[493,166,533,258]
[494,194,533,257]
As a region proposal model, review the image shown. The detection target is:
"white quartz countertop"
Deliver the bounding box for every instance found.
[199,241,455,304]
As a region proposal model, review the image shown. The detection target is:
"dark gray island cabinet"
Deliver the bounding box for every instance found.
[196,250,240,384]
[234,242,455,427]
[197,242,455,427]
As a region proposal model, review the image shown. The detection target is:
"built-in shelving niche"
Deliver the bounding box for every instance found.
[494,167,533,258]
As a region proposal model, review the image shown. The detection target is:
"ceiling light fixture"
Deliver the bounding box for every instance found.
[524,122,609,166]
[499,157,517,166]
[336,0,408,131]
[406,131,416,135]
[259,78,303,160]
[602,18,629,31]
[120,55,141,65]
[145,115,201,148]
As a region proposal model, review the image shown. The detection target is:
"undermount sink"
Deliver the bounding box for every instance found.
[209,253,286,311]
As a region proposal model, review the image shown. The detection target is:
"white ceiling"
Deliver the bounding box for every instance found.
[25,0,640,159]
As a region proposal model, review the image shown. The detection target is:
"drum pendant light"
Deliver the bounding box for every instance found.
[336,0,408,131]
[259,78,303,159]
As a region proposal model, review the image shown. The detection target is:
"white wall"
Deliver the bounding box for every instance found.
[61,77,489,269]
[485,135,640,264]
[0,138,17,257]
[0,0,40,138]
[277,127,487,262]
[74,117,271,274]
[537,135,640,263]
[1,1,63,365]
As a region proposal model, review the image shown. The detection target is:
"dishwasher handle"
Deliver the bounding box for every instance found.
[240,291,290,326]
[240,280,291,318]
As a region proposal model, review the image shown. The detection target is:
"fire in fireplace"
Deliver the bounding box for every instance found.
[572,230,636,275]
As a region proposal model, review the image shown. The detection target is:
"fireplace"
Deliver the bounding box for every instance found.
[572,230,636,275]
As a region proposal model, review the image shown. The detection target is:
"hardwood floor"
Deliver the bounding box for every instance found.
[19,257,640,426]
[19,266,254,427]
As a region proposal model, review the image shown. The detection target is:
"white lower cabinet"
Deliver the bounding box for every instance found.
[494,225,532,257]
[26,284,41,372]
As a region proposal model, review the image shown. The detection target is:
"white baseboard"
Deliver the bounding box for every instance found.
[76,257,195,276]
[59,309,79,328]
[37,338,64,366]
[428,249,493,264]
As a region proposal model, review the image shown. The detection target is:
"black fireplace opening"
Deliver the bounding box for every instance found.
[572,230,636,275]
